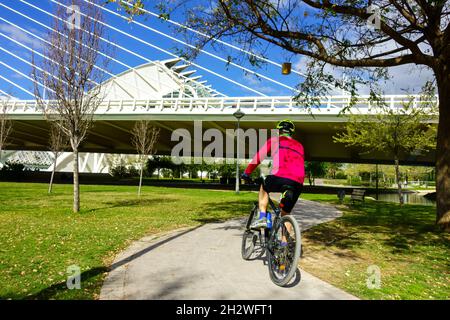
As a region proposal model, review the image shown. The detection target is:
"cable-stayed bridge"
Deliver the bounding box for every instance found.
[0,0,437,172]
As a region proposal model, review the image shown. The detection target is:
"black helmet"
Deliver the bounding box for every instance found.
[276,119,295,136]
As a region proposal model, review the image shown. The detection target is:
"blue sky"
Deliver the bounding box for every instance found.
[0,0,434,100]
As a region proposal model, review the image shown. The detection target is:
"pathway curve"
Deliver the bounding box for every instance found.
[100,198,357,300]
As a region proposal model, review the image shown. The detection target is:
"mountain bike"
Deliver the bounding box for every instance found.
[241,183,301,287]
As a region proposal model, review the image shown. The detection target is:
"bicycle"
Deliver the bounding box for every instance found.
[241,181,301,287]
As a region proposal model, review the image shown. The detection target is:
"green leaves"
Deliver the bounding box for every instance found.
[334,97,438,159]
[106,0,145,20]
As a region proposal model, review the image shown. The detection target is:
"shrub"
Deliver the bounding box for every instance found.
[110,165,139,178]
[335,171,347,179]
[347,176,362,186]
[0,161,28,178]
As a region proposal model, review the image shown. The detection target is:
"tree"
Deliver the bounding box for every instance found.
[0,96,12,164]
[187,161,200,179]
[305,161,328,186]
[326,162,343,179]
[33,0,109,212]
[131,121,160,196]
[334,99,436,204]
[173,162,188,179]
[198,159,219,181]
[48,122,68,194]
[146,156,175,178]
[109,0,450,228]
[218,162,235,181]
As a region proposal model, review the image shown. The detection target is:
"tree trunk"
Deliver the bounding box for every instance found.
[138,163,143,197]
[394,158,404,205]
[73,148,80,213]
[48,153,57,194]
[375,164,379,200]
[435,67,450,230]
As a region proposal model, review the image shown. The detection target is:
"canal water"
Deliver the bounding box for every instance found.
[366,193,435,205]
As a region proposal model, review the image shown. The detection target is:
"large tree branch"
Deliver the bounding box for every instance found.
[249,28,418,67]
[388,0,425,29]
[218,1,430,68]
[301,0,433,65]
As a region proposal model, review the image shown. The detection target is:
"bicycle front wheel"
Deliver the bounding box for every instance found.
[267,215,301,287]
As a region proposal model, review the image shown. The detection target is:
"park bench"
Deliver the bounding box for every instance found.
[350,189,366,204]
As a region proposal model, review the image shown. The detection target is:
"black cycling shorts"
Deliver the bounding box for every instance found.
[262,175,303,213]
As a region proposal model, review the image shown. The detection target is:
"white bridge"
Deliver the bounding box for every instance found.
[2,93,437,173]
[5,94,437,120]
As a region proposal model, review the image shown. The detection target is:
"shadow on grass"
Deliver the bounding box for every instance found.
[23,226,202,300]
[21,199,275,299]
[86,198,179,213]
[24,267,108,300]
[193,200,254,223]
[305,200,450,254]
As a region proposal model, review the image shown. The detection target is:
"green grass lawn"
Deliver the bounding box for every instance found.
[1,182,448,300]
[0,182,255,300]
[299,194,450,300]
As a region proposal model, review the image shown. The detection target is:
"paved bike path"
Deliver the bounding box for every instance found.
[100,199,357,300]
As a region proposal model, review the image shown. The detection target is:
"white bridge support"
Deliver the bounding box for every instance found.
[0,150,109,173]
[47,152,109,173]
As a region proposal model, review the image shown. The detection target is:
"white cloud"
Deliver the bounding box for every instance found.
[242,73,284,95]
[11,73,24,79]
[380,65,434,95]
[291,54,434,95]
[0,23,43,49]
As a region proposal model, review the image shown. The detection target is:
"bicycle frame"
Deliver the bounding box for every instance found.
[258,193,282,253]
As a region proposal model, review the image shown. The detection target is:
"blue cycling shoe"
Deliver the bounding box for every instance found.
[250,217,268,230]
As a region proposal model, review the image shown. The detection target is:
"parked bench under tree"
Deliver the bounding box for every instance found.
[351,189,366,204]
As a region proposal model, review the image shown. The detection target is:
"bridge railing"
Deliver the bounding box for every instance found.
[2,94,438,114]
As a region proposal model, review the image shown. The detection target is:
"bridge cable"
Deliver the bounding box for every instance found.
[0,63,48,97]
[11,0,225,97]
[0,88,14,99]
[0,18,200,100]
[0,37,99,92]
[19,0,266,96]
[0,11,221,99]
[117,0,346,93]
[0,74,34,97]
[83,0,300,94]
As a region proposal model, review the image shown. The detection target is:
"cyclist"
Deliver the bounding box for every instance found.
[241,120,305,231]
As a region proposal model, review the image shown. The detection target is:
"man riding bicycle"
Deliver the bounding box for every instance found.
[241,120,305,230]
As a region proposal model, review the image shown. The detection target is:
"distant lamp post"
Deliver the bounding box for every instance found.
[282,62,291,75]
[233,109,245,194]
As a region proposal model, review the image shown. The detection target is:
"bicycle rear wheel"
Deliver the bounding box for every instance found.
[267,215,301,287]
[241,203,260,260]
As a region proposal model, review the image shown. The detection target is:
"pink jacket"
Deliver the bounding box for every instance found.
[244,136,305,184]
